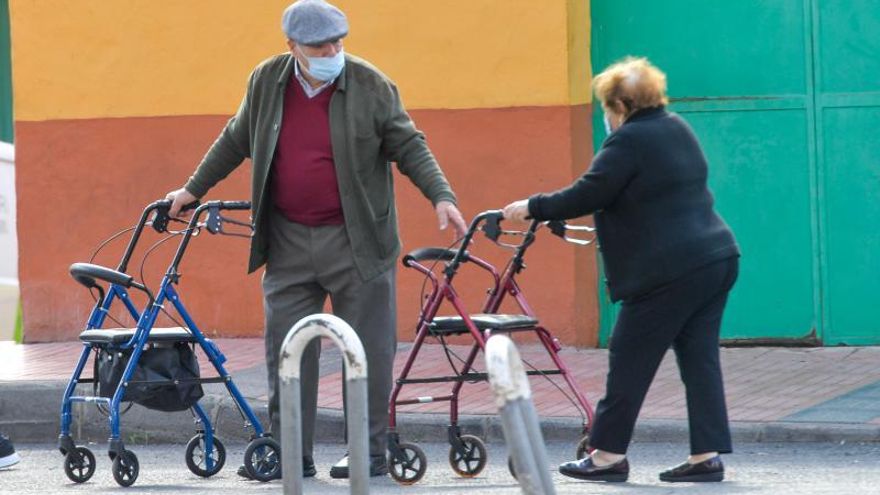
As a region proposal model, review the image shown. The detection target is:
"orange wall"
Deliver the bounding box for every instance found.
[11,1,597,344]
[16,105,597,344]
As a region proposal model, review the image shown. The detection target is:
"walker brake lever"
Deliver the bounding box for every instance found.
[546,220,595,246]
[152,200,200,233]
[481,213,503,242]
[206,205,222,234]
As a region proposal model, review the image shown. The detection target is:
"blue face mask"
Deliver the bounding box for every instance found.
[302,49,345,82]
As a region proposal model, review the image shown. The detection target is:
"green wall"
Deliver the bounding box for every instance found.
[815,1,880,345]
[591,1,880,345]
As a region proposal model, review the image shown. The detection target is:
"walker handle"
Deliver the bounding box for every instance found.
[444,210,503,278]
[151,199,201,233]
[219,201,251,211]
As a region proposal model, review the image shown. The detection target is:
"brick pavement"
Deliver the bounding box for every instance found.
[3,339,880,425]
[0,339,266,382]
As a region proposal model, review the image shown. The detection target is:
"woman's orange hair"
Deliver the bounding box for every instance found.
[593,57,669,115]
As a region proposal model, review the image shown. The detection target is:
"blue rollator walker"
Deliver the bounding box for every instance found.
[58,199,282,487]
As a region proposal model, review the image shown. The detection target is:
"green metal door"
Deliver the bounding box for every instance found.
[1,0,12,143]
[815,3,880,344]
[591,1,823,345]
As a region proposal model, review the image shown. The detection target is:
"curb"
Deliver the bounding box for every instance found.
[3,382,880,447]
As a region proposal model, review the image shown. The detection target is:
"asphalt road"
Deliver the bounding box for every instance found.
[2,440,879,494]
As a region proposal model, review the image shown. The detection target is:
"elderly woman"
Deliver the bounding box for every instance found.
[504,57,739,483]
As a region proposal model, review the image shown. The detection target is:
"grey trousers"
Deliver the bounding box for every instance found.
[262,210,397,456]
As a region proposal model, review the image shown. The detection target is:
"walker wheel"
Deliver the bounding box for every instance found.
[185,433,226,477]
[244,437,281,482]
[448,434,487,478]
[111,450,139,487]
[575,434,591,459]
[63,446,96,483]
[389,441,427,485]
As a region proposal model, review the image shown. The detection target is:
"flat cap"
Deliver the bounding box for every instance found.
[282,0,349,45]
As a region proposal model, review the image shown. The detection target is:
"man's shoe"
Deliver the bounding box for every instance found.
[0,435,20,469]
[558,457,629,482]
[236,455,316,480]
[659,456,724,482]
[329,454,388,479]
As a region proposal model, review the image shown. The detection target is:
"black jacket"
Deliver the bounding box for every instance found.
[529,106,739,302]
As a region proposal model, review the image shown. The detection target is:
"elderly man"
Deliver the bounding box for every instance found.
[165,0,466,480]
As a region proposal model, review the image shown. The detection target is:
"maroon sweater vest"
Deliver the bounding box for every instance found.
[270,77,344,226]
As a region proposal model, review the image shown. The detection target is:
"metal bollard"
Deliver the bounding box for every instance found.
[486,335,556,495]
[278,314,370,495]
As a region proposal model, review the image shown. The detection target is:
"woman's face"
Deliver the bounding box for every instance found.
[602,105,625,133]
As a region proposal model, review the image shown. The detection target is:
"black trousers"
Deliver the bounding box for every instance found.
[589,256,739,455]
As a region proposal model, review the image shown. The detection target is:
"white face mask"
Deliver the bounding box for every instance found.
[603,113,614,134]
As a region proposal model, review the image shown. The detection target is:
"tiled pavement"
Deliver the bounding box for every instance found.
[0,339,267,381]
[3,338,880,426]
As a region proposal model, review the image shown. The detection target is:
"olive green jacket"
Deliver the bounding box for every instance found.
[185,53,456,280]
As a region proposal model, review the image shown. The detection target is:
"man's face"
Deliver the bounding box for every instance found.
[287,38,344,71]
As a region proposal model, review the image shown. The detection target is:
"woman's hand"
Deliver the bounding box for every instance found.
[502,199,531,222]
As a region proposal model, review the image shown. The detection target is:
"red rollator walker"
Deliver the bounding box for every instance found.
[386,209,597,484]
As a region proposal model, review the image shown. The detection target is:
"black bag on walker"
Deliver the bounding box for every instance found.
[97,342,204,412]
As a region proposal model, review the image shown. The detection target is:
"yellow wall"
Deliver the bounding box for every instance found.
[12,0,590,121]
[567,0,591,104]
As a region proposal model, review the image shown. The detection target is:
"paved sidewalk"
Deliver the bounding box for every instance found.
[2,339,880,445]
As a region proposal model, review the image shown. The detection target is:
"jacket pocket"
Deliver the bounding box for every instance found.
[372,199,397,257]
[361,164,393,220]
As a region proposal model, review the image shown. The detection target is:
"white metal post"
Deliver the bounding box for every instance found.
[486,335,556,495]
[279,314,369,495]
[0,142,17,342]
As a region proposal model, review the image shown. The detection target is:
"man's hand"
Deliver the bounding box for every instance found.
[165,188,199,217]
[502,199,531,223]
[435,200,468,239]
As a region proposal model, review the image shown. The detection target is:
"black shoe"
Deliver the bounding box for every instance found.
[236,455,316,480]
[0,434,20,469]
[329,454,388,479]
[558,457,629,482]
[659,456,724,482]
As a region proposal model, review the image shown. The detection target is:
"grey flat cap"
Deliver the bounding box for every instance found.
[282,0,349,45]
